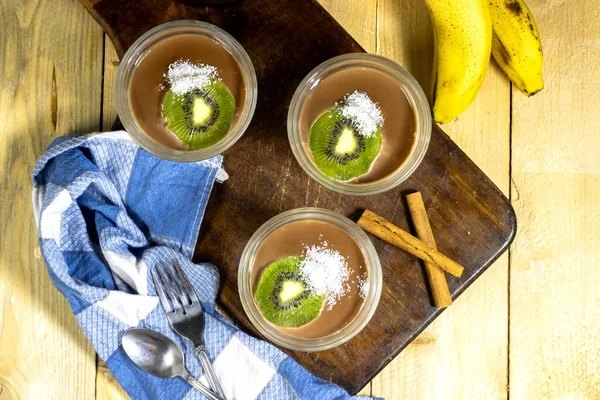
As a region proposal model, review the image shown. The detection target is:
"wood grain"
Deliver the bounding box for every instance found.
[371,0,511,398]
[0,0,104,398]
[509,0,600,397]
[318,0,377,53]
[102,35,120,132]
[95,33,129,400]
[8,0,598,398]
[96,358,130,399]
[80,0,515,395]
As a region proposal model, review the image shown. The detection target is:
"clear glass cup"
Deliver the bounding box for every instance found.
[116,20,257,162]
[288,53,431,195]
[238,207,382,352]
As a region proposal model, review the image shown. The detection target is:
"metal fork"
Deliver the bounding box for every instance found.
[151,261,227,400]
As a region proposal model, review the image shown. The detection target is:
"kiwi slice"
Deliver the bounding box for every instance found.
[308,109,382,181]
[254,256,325,328]
[161,79,235,150]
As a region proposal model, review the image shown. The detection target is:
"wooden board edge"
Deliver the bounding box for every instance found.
[75,0,517,395]
[79,0,127,58]
[78,0,366,61]
[352,218,515,393]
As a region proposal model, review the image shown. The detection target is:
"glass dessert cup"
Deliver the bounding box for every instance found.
[238,207,382,352]
[116,20,257,162]
[288,53,431,195]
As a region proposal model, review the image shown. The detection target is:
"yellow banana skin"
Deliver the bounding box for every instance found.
[489,0,544,96]
[424,0,492,124]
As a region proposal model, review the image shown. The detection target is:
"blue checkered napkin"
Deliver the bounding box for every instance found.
[32,131,380,400]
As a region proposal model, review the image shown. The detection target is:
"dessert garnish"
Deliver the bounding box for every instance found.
[254,241,359,328]
[358,276,369,300]
[253,256,325,328]
[161,60,235,150]
[338,91,384,138]
[308,91,384,181]
[298,242,351,310]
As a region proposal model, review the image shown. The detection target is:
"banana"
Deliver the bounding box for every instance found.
[424,0,492,124]
[489,0,544,96]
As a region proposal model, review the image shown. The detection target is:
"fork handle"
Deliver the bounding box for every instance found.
[196,344,227,399]
[184,374,223,400]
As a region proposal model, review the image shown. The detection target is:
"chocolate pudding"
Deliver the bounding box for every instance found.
[300,67,416,183]
[251,220,368,339]
[129,34,246,150]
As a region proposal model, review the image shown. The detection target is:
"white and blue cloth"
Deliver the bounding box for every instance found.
[32,131,379,400]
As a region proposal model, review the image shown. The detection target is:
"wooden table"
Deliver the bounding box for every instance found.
[0,0,598,398]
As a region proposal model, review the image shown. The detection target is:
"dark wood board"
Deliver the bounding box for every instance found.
[80,0,516,394]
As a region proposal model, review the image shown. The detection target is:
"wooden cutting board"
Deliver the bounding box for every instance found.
[80,0,516,394]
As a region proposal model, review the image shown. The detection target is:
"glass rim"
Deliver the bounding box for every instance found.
[238,207,383,352]
[116,20,257,162]
[287,53,431,195]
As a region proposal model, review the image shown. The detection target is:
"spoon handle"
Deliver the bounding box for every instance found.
[185,374,224,400]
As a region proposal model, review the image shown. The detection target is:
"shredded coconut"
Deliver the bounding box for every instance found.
[358,276,369,299]
[337,91,384,138]
[299,244,351,310]
[164,60,218,95]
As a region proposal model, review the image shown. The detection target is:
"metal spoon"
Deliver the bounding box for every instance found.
[122,328,224,400]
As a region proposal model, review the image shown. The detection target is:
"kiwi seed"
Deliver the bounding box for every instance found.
[308,109,382,181]
[254,256,325,328]
[162,79,235,150]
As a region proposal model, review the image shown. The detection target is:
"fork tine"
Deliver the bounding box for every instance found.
[156,265,182,312]
[165,265,190,307]
[151,268,173,314]
[173,260,200,304]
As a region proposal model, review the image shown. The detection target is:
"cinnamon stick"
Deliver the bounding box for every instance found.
[357,209,464,278]
[406,192,453,308]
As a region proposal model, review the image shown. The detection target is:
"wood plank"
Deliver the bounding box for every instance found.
[318,0,377,53]
[95,32,127,400]
[371,0,510,398]
[0,0,104,398]
[96,358,130,399]
[509,0,600,397]
[102,35,120,132]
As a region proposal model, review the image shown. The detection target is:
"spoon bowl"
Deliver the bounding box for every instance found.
[122,328,187,378]
[121,328,224,400]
